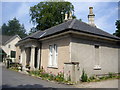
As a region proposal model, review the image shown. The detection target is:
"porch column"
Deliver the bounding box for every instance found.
[22,48,26,71]
[30,46,35,70]
[20,49,23,64]
[37,48,40,69]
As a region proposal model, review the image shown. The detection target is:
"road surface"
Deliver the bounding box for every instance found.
[2,65,75,88]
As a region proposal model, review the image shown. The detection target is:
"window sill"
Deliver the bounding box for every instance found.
[93,65,101,70]
[47,66,58,69]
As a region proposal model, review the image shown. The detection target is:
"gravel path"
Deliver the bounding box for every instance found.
[74,79,119,88]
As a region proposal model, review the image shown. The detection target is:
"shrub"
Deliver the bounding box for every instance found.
[81,69,88,82]
[29,70,41,76]
[108,72,114,78]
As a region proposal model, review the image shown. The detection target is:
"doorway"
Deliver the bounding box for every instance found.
[34,47,38,68]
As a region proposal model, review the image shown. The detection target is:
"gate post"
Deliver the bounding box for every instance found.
[64,62,80,83]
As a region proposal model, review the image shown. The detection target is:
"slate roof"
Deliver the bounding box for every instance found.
[0,35,14,45]
[22,19,120,41]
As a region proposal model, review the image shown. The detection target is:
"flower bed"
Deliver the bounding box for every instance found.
[28,69,74,84]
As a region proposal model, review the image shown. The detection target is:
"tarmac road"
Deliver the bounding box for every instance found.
[2,65,75,88]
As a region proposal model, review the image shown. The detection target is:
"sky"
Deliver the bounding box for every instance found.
[1,0,119,34]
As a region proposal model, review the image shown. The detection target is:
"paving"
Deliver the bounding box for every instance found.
[2,65,75,88]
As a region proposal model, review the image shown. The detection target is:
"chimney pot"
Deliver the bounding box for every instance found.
[64,13,68,21]
[89,7,93,14]
[88,7,96,27]
[68,11,72,20]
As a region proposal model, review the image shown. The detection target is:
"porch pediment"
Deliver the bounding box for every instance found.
[18,39,40,48]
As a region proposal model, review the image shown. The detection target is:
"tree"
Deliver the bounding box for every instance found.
[1,23,8,35]
[1,18,27,38]
[113,20,120,37]
[30,0,76,31]
[29,27,38,35]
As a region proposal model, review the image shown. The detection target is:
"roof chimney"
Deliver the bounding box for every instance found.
[64,13,68,21]
[68,11,72,20]
[88,7,96,27]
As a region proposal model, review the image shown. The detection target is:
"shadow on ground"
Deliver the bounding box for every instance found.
[2,84,44,88]
[2,84,54,90]
[1,84,119,90]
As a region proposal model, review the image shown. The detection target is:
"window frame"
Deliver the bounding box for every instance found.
[48,44,58,68]
[8,45,11,48]
[11,50,16,58]
[94,44,101,70]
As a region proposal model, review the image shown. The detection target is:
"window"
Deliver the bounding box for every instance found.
[95,44,99,48]
[53,44,58,67]
[8,45,11,48]
[49,45,53,66]
[94,44,101,70]
[48,44,58,68]
[11,51,16,58]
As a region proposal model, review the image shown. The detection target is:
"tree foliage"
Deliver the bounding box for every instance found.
[30,0,76,31]
[113,20,120,37]
[29,27,38,35]
[1,18,27,38]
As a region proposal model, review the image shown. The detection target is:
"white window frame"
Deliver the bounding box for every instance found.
[48,45,53,67]
[53,44,58,67]
[48,44,58,68]
[94,44,101,70]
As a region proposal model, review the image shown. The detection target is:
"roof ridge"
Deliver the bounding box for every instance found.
[68,19,76,28]
[43,19,73,32]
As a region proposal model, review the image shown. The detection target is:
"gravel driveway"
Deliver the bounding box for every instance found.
[74,79,119,88]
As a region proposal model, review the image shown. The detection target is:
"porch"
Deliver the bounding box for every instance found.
[19,41,41,71]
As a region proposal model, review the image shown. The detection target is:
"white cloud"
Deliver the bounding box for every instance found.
[10,3,29,19]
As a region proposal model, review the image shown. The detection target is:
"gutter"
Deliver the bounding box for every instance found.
[39,29,120,42]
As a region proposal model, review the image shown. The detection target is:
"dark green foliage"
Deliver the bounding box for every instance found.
[29,27,38,35]
[81,69,88,82]
[30,0,76,31]
[113,20,120,37]
[108,72,114,78]
[1,18,27,38]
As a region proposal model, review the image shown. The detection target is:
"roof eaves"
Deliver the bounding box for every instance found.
[71,29,120,41]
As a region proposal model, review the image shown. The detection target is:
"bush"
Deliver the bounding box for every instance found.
[108,72,114,78]
[81,69,88,82]
[29,70,41,76]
